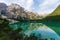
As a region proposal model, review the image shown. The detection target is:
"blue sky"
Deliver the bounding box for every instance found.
[0,0,60,15]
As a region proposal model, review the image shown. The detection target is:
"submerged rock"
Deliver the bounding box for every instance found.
[30,27,60,40]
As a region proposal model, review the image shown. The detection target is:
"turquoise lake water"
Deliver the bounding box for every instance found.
[9,22,60,36]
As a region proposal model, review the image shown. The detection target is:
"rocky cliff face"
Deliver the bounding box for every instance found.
[0,3,39,20]
[6,4,24,19]
[7,4,24,14]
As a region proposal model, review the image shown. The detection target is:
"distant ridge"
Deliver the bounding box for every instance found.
[49,5,60,16]
[43,5,60,21]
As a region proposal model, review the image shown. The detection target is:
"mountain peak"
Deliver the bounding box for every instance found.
[0,3,7,11]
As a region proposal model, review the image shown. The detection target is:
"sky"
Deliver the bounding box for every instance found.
[0,0,60,15]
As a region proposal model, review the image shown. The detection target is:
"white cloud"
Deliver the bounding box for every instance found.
[40,0,59,7]
[13,0,34,11]
[0,0,60,15]
[18,0,60,14]
[19,0,25,2]
[19,0,60,14]
[0,0,6,3]
[20,0,34,10]
[22,0,34,11]
[0,0,4,2]
[38,0,60,14]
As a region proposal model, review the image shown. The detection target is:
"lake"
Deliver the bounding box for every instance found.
[9,22,60,39]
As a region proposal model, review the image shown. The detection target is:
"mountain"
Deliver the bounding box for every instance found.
[6,4,24,19]
[49,5,60,16]
[1,3,39,21]
[43,5,60,21]
[0,3,8,13]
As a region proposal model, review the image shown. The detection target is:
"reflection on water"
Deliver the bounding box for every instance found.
[10,22,44,33]
[9,22,60,40]
[42,22,60,36]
